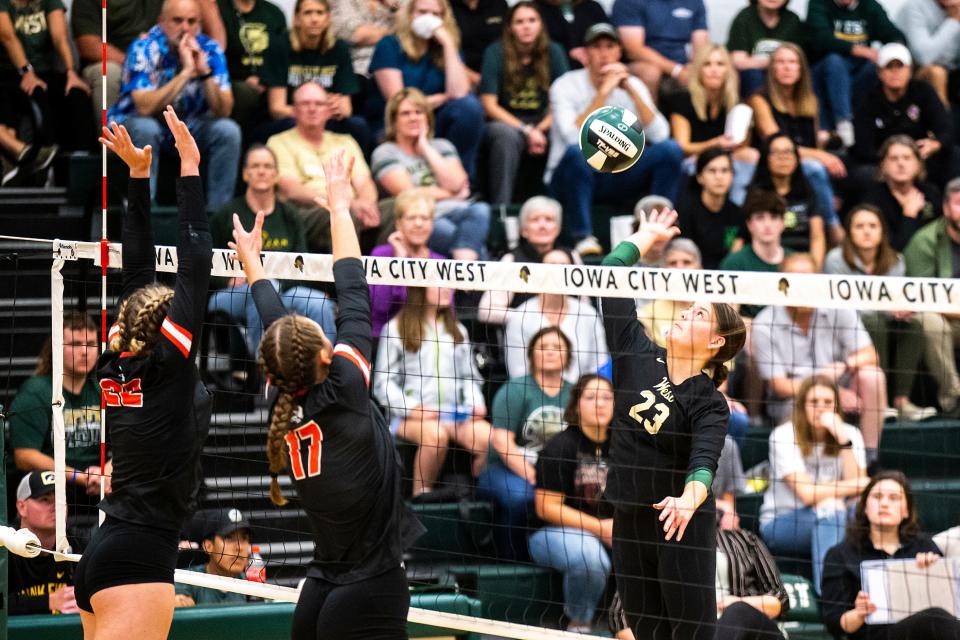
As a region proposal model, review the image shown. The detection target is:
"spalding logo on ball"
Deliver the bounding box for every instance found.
[578,106,645,173]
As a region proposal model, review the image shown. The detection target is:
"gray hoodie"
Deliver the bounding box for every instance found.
[897,0,960,68]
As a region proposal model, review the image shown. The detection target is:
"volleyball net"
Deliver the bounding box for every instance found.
[18,236,960,636]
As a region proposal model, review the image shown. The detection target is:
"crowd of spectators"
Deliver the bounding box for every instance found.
[5,0,960,629]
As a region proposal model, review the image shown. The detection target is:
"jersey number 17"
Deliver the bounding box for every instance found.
[286,421,324,480]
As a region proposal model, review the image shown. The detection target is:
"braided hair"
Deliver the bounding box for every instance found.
[257,315,330,506]
[704,303,746,388]
[109,284,175,355]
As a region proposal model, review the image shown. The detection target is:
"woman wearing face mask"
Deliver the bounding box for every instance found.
[677,147,746,269]
[824,205,935,421]
[479,1,568,205]
[821,471,960,639]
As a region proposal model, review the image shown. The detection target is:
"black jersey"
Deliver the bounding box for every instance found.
[599,291,729,510]
[251,258,425,584]
[96,177,213,531]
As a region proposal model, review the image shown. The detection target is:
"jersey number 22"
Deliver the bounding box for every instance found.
[286,421,323,480]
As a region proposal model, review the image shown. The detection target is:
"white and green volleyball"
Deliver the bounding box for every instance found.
[578,106,645,173]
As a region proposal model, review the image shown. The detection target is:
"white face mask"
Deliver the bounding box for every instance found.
[411,13,443,39]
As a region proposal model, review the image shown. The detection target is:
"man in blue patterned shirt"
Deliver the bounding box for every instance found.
[108,0,240,206]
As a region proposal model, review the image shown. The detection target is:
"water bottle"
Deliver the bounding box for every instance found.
[246,546,266,583]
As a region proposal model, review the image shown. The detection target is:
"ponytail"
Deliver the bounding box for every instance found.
[707,303,746,389]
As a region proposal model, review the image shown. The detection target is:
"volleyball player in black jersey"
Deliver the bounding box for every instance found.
[74,107,213,640]
[229,151,425,640]
[600,209,747,640]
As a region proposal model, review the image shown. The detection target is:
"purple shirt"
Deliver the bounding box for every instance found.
[369,244,446,337]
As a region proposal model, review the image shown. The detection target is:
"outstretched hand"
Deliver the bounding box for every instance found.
[638,208,681,243]
[163,106,200,175]
[322,151,355,215]
[100,122,152,179]
[228,210,266,284]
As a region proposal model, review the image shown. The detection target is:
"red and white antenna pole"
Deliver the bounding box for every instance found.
[98,0,108,517]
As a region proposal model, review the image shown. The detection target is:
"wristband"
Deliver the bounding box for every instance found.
[670,64,683,79]
[197,71,213,81]
[685,468,714,490]
[18,63,34,77]
[70,468,78,483]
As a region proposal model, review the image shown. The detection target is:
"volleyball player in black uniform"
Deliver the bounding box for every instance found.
[74,108,213,639]
[229,151,424,640]
[600,209,747,640]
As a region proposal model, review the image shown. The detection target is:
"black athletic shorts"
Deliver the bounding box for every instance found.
[74,515,180,613]
[291,564,410,640]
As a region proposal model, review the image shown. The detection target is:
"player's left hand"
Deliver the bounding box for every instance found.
[163,105,201,172]
[322,151,355,215]
[229,210,265,265]
[653,491,699,542]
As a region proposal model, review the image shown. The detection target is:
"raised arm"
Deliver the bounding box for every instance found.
[99,122,156,307]
[230,209,288,332]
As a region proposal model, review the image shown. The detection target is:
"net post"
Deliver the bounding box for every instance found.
[50,255,69,554]
[100,0,109,520]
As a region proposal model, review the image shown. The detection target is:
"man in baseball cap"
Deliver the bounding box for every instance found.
[175,508,252,607]
[10,471,79,614]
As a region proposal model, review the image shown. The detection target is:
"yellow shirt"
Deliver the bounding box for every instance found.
[266,128,370,195]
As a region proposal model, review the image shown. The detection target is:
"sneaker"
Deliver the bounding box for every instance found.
[897,401,938,422]
[574,235,603,256]
[25,144,58,176]
[836,120,855,148]
[1,156,18,187]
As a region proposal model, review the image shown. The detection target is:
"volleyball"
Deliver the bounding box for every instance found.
[578,106,645,173]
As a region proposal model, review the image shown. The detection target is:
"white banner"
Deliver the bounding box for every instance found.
[53,240,960,313]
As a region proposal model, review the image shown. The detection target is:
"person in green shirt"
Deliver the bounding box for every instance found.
[260,0,370,153]
[207,144,336,355]
[175,508,252,607]
[720,189,792,319]
[10,312,109,499]
[477,326,573,560]
[726,0,804,96]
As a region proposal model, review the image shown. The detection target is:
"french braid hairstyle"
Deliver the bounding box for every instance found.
[258,315,329,506]
[109,284,175,354]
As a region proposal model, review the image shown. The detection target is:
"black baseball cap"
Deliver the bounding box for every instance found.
[584,23,620,46]
[199,508,252,540]
[17,471,56,501]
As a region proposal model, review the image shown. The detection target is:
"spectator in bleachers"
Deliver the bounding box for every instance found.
[216,0,287,136]
[504,248,609,384]
[676,147,746,269]
[751,253,889,455]
[759,374,869,592]
[267,81,387,253]
[368,0,484,177]
[0,0,96,160]
[371,87,490,260]
[747,133,828,267]
[720,189,790,319]
[821,471,960,638]
[0,125,56,187]
[175,508,252,607]
[851,43,956,191]
[861,135,942,252]
[904,178,960,418]
[750,44,845,246]
[262,0,371,153]
[480,326,573,560]
[805,0,904,149]
[824,204,934,422]
[450,0,507,86]
[895,0,960,107]
[726,0,804,98]
[546,22,680,256]
[479,1,568,206]
[10,471,79,615]
[477,195,579,325]
[529,374,614,635]
[610,0,708,101]
[369,188,446,337]
[10,313,108,498]
[373,286,492,500]
[534,0,607,69]
[329,0,396,77]
[667,43,759,205]
[108,0,240,207]
[207,144,336,354]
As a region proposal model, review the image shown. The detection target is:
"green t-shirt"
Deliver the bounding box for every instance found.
[0,0,64,72]
[70,0,163,55]
[487,375,571,468]
[216,0,288,82]
[478,41,569,122]
[210,197,307,253]
[719,245,793,318]
[261,38,359,97]
[9,375,102,469]
[726,6,804,58]
[175,565,248,606]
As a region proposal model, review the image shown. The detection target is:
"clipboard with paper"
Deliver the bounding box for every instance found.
[860,558,960,624]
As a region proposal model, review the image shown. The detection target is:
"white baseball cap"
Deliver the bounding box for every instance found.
[878,43,912,68]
